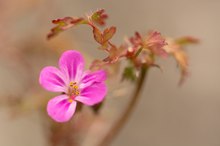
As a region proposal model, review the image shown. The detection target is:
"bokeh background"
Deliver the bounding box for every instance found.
[0,0,220,146]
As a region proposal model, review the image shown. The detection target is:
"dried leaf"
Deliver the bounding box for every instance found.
[175,36,199,46]
[164,37,193,85]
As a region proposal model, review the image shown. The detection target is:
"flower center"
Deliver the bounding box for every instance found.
[67,82,80,102]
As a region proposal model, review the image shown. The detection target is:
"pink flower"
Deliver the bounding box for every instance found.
[39,50,107,122]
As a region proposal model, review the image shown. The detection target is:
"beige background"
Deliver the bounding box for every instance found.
[1,0,220,146]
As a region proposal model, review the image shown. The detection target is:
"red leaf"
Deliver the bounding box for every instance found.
[47,17,87,39]
[92,27,103,44]
[129,32,143,48]
[90,9,108,26]
[103,27,116,43]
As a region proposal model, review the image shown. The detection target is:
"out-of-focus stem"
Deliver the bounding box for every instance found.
[98,66,148,146]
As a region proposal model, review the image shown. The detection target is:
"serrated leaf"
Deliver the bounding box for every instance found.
[90,9,108,26]
[47,17,87,39]
[145,31,168,58]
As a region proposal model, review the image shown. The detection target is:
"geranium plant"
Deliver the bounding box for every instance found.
[38,9,198,146]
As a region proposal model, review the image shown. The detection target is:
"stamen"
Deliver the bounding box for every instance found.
[69,81,76,87]
[68,81,80,97]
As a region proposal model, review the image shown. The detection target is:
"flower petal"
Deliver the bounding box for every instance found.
[75,82,107,106]
[59,50,84,82]
[79,70,106,89]
[39,66,67,92]
[47,95,77,122]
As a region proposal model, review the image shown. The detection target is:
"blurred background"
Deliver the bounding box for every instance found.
[0,0,220,146]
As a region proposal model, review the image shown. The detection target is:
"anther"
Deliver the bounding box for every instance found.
[69,82,76,87]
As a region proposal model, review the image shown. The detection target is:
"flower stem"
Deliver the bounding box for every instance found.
[134,47,143,58]
[98,66,148,146]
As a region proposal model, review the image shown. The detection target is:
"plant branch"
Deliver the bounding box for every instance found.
[98,66,148,146]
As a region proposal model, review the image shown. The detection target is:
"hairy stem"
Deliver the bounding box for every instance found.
[98,66,148,146]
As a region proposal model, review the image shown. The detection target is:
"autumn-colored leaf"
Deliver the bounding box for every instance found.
[92,26,103,44]
[173,49,189,85]
[144,31,168,58]
[163,37,195,85]
[175,36,199,46]
[90,9,108,26]
[103,47,118,63]
[103,26,116,43]
[129,32,143,49]
[47,17,87,39]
